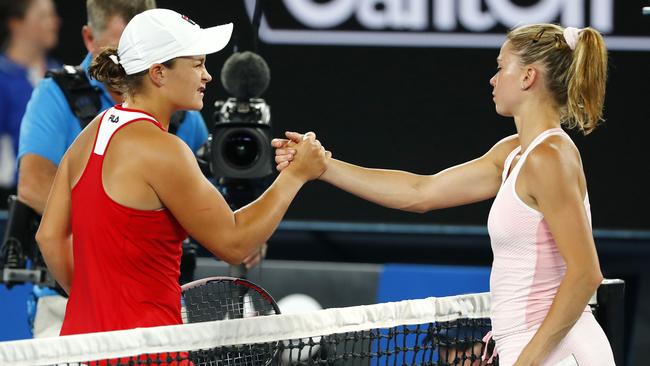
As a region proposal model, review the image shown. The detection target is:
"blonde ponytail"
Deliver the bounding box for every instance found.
[566,28,608,134]
[507,24,608,135]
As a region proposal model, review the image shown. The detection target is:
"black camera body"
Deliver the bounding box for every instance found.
[209,97,274,180]
[1,196,55,288]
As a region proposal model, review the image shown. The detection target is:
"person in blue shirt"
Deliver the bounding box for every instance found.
[15,0,209,338]
[0,0,60,208]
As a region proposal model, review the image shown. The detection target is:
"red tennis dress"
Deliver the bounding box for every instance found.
[60,105,188,336]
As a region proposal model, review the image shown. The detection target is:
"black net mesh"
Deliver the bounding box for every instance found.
[28,318,494,366]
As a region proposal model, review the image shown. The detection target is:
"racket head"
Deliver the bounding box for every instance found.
[181,276,281,366]
[181,276,281,323]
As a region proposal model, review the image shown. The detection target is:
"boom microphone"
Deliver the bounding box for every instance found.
[220,51,270,99]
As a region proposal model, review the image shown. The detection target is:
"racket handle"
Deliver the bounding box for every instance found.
[229,263,247,279]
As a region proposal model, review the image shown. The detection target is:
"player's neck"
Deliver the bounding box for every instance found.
[513,104,561,152]
[122,96,173,130]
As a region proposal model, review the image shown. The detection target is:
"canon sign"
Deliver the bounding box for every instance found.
[245,0,650,51]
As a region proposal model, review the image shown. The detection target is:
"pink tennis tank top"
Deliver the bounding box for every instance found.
[487,128,592,339]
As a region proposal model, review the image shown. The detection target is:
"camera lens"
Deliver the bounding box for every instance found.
[222,132,259,168]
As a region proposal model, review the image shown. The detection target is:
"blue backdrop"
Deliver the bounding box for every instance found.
[0,284,33,341]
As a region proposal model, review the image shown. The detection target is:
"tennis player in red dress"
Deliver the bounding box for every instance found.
[35,8,328,342]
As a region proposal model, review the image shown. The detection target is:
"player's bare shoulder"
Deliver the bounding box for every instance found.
[526,134,582,177]
[123,122,199,179]
[487,134,520,171]
[62,115,102,184]
[66,115,101,156]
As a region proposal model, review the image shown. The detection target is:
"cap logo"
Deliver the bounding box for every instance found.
[181,15,196,26]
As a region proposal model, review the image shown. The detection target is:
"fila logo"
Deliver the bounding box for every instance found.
[108,115,120,123]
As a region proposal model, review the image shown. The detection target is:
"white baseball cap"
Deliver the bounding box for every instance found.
[116,9,233,75]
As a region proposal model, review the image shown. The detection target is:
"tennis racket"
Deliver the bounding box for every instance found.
[181,276,281,366]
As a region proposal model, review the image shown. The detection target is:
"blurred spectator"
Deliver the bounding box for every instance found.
[0,0,60,209]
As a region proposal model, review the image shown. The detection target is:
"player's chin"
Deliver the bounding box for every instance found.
[494,105,513,118]
[183,99,204,111]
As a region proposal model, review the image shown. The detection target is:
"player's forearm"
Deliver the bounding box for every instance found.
[226,171,304,263]
[320,159,426,212]
[35,234,73,294]
[521,266,602,362]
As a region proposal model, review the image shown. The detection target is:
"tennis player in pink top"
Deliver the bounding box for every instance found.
[273,24,615,366]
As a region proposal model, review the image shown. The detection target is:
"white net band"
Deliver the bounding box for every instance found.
[0,292,491,366]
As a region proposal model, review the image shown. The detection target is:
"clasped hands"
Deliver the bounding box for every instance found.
[271,131,331,178]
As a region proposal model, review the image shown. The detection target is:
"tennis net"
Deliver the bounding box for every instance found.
[0,292,494,366]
